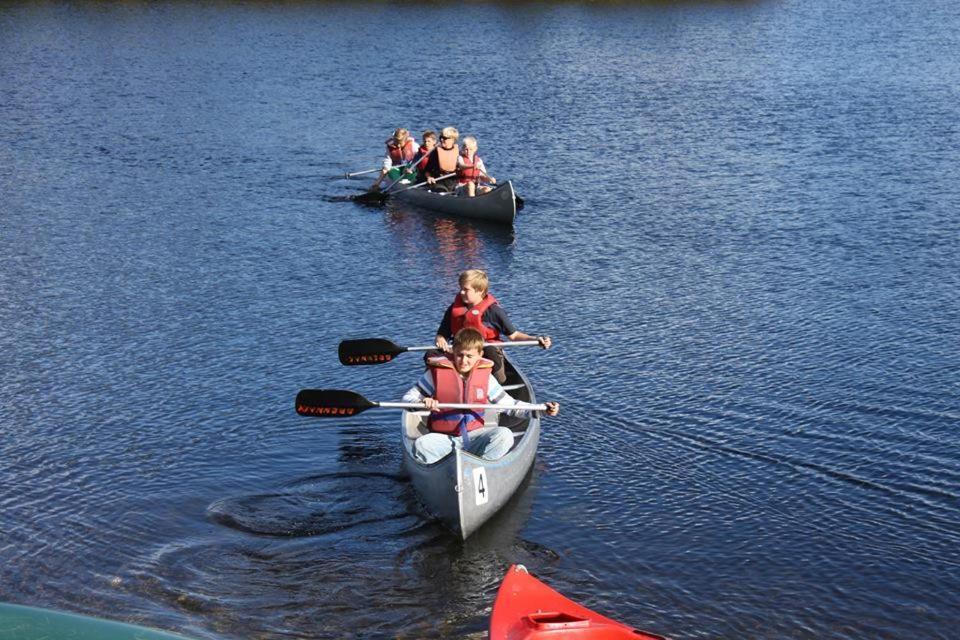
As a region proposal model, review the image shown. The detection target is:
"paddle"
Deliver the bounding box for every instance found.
[338,337,541,365]
[377,155,425,193]
[352,172,456,206]
[295,389,547,417]
[344,167,381,178]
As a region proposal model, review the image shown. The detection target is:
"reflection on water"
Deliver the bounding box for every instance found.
[3,1,960,639]
[384,200,515,281]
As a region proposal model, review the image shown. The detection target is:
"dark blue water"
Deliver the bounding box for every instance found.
[2,1,959,638]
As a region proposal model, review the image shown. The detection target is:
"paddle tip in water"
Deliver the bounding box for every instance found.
[350,191,387,206]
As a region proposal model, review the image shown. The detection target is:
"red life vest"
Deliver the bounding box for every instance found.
[416,145,431,171]
[387,138,416,164]
[457,152,483,184]
[449,293,500,341]
[427,355,493,434]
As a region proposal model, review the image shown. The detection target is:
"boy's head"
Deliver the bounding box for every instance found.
[452,328,485,373]
[458,269,489,302]
[461,136,478,153]
[422,130,437,148]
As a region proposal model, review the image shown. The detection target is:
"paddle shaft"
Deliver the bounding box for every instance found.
[345,167,381,178]
[380,155,425,192]
[404,340,541,353]
[389,172,456,195]
[377,401,547,412]
[295,388,550,417]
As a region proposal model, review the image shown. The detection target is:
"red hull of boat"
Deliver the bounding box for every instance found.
[489,565,668,640]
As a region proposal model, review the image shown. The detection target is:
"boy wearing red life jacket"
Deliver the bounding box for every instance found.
[403,328,559,465]
[415,130,438,182]
[433,269,551,383]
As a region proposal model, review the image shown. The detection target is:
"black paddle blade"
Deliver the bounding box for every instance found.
[295,389,375,417]
[350,190,388,206]
[338,338,405,365]
[515,194,525,210]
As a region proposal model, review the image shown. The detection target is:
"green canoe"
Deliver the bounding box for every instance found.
[0,603,195,640]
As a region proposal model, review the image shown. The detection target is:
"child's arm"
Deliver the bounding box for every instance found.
[434,307,453,351]
[507,330,551,349]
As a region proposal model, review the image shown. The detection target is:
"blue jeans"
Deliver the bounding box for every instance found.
[414,427,515,464]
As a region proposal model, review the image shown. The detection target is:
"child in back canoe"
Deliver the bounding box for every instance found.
[432,269,551,383]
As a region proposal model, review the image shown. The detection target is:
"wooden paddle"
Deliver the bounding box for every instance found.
[338,337,541,365]
[295,388,546,417]
[352,173,456,205]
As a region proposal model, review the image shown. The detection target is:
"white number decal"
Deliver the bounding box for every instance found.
[473,468,489,506]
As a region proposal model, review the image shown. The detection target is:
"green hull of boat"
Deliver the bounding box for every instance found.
[0,603,194,640]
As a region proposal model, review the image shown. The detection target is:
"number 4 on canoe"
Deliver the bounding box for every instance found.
[338,337,542,366]
[295,388,546,417]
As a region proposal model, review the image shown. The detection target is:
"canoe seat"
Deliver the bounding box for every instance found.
[404,412,431,439]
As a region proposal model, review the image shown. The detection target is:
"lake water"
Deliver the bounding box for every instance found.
[1,1,958,638]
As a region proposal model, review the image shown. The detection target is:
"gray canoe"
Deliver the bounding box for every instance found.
[400,355,540,539]
[391,180,517,226]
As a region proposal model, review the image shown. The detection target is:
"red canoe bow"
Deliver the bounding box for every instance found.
[489,565,668,640]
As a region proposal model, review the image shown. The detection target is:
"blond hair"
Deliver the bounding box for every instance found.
[459,269,489,296]
[453,328,485,353]
[440,126,459,140]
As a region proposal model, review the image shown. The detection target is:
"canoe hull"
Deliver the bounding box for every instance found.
[0,603,192,640]
[391,180,517,225]
[401,355,539,539]
[489,565,669,640]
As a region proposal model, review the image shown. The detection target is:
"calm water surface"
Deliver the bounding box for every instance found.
[1,1,959,638]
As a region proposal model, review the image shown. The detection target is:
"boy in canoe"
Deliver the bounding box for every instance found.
[403,328,560,464]
[433,269,551,383]
[414,129,437,182]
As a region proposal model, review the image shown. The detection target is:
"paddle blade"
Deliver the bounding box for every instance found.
[351,190,388,206]
[338,338,406,365]
[295,389,376,417]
